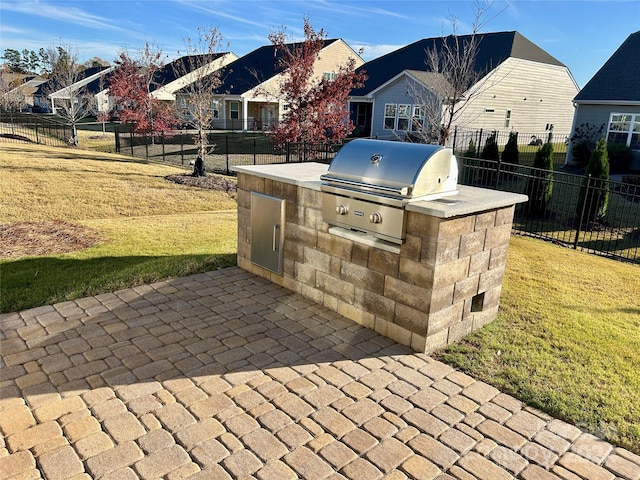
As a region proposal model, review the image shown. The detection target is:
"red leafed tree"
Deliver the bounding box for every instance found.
[108,44,176,137]
[268,19,365,148]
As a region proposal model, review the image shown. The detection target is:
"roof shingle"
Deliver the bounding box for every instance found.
[351,31,563,97]
[573,30,640,103]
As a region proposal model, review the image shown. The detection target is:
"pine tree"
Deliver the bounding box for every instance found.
[576,137,610,223]
[463,138,476,158]
[525,142,554,215]
[481,132,499,161]
[501,131,519,165]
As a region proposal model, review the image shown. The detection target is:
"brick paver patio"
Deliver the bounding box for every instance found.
[1,267,639,479]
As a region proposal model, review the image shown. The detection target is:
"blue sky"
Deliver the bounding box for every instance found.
[1,0,638,87]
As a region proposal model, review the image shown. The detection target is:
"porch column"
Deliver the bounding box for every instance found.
[242,96,248,132]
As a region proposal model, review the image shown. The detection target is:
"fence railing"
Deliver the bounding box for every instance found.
[114,127,348,172]
[458,156,639,264]
[450,126,570,167]
[0,112,72,147]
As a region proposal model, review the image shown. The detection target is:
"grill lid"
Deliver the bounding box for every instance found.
[321,139,458,199]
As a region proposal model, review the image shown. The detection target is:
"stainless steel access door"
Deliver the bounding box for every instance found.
[250,191,285,275]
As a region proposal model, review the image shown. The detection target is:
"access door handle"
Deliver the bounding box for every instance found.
[272,224,280,251]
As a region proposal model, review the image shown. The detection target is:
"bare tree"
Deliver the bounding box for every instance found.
[44,44,94,145]
[0,74,25,114]
[411,0,504,145]
[173,27,229,171]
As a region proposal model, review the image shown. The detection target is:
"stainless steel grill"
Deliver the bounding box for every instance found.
[321,139,458,244]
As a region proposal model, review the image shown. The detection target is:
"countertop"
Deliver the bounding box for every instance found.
[233,162,528,218]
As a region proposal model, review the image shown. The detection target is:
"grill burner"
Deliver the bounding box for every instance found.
[321,139,458,244]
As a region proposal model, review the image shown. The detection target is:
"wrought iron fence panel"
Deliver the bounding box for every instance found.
[451,126,570,167]
[458,156,639,263]
[0,112,72,146]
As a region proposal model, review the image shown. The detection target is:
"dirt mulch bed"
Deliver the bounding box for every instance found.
[165,173,237,197]
[0,220,105,259]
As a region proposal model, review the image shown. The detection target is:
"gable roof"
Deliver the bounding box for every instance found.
[213,39,340,95]
[370,69,454,98]
[151,53,229,92]
[33,66,112,97]
[351,31,564,97]
[573,31,640,103]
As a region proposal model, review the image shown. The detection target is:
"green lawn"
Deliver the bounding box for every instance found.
[0,142,237,312]
[435,235,640,453]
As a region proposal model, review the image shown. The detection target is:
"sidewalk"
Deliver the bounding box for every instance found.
[1,267,639,479]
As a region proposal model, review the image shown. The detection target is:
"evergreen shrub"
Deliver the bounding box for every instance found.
[525,142,554,215]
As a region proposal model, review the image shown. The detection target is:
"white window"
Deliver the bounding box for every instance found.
[505,110,512,128]
[211,100,219,118]
[412,105,425,131]
[397,104,410,130]
[384,103,426,131]
[230,101,239,120]
[323,72,338,82]
[607,113,640,150]
[384,104,396,130]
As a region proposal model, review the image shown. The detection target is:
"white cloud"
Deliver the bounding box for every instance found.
[354,44,406,61]
[1,2,131,34]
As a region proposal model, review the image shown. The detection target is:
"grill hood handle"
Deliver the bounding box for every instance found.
[320,175,409,197]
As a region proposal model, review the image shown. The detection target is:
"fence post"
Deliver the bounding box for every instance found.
[35,125,40,144]
[180,130,184,165]
[145,135,149,159]
[162,133,165,161]
[253,137,257,165]
[574,174,591,250]
[129,130,134,156]
[452,126,458,153]
[495,155,501,188]
[225,135,230,175]
[286,142,290,163]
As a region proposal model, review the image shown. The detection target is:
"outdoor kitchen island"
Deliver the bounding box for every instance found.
[234,161,527,353]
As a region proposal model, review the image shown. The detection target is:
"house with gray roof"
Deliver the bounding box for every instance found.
[568,31,640,170]
[349,31,579,143]
[176,39,364,131]
[150,53,238,101]
[32,66,114,114]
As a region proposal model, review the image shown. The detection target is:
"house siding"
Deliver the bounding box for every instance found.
[367,58,578,142]
[573,103,640,130]
[369,77,435,139]
[459,58,578,136]
[245,39,365,100]
[569,103,640,168]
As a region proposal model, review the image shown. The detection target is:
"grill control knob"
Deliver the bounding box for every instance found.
[369,212,383,224]
[336,205,349,215]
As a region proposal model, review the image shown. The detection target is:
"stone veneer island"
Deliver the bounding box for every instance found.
[234,163,527,353]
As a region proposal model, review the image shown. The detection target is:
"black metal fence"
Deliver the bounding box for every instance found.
[450,126,570,167]
[459,156,640,264]
[0,112,72,147]
[114,126,347,173]
[3,116,637,264]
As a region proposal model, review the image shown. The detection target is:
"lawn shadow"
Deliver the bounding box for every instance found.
[0,254,237,314]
